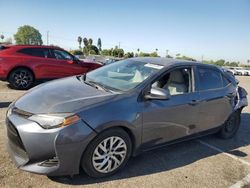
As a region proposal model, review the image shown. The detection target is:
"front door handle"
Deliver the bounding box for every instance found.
[188,100,200,106]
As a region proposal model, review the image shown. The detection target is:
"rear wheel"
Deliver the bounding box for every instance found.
[8,68,34,90]
[81,128,132,178]
[218,110,241,139]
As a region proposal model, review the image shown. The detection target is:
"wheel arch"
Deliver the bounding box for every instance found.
[7,66,36,80]
[94,124,139,156]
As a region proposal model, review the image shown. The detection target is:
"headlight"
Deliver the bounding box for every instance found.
[6,108,12,117]
[28,113,80,129]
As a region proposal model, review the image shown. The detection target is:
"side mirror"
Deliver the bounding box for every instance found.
[67,60,74,64]
[144,87,170,100]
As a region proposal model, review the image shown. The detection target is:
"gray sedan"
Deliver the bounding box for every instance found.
[5,57,248,178]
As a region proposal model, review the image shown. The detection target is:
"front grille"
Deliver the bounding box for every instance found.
[6,119,26,153]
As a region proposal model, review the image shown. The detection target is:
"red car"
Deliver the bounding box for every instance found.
[0,45,102,89]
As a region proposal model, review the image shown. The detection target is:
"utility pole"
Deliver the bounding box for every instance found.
[118,42,121,49]
[46,31,49,45]
[201,55,204,63]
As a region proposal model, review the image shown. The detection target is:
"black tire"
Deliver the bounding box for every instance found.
[8,68,34,90]
[81,128,132,178]
[218,110,241,139]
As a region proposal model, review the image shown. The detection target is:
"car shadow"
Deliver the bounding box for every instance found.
[0,102,11,108]
[7,81,44,90]
[50,113,250,185]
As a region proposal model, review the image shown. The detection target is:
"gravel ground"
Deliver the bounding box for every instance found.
[0,76,250,188]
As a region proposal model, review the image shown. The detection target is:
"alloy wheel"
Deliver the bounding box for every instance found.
[92,136,127,173]
[12,70,33,89]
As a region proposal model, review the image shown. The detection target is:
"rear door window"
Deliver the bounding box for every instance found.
[18,48,52,58]
[197,67,224,91]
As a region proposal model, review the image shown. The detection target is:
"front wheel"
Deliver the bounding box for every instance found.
[81,128,132,178]
[8,68,34,90]
[218,110,241,139]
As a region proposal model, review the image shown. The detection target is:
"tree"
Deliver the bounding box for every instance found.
[97,38,102,51]
[124,52,134,58]
[112,46,124,57]
[176,55,196,61]
[14,25,43,45]
[101,49,112,56]
[88,38,93,46]
[83,38,88,47]
[139,51,159,57]
[81,37,99,55]
[89,45,99,55]
[69,50,83,55]
[214,59,225,66]
[77,36,82,49]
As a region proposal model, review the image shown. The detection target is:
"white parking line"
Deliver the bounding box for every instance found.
[198,140,250,166]
[198,140,250,187]
[229,173,250,188]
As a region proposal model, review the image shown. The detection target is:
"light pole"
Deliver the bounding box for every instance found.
[46,31,49,45]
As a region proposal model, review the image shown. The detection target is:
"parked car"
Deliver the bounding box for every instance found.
[104,57,124,65]
[0,45,102,89]
[6,57,248,178]
[226,67,237,75]
[234,67,246,76]
[243,68,250,76]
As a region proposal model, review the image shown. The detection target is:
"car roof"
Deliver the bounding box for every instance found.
[4,44,64,50]
[129,57,217,69]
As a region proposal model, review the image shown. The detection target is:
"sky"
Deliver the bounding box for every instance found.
[1,0,250,63]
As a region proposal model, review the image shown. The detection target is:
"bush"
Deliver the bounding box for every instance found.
[69,50,83,55]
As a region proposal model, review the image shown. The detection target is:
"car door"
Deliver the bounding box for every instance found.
[141,66,201,149]
[18,47,59,78]
[196,66,234,132]
[48,49,89,77]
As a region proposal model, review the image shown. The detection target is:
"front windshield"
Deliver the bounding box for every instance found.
[86,59,164,91]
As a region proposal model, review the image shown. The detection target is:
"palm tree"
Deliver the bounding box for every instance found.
[83,38,88,47]
[97,38,102,51]
[88,38,93,46]
[77,36,82,49]
[0,35,4,41]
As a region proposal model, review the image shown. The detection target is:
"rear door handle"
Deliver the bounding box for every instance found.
[188,100,201,106]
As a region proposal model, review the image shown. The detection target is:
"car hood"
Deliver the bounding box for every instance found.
[14,76,117,114]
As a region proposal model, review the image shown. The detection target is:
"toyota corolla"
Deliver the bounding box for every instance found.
[5,57,248,178]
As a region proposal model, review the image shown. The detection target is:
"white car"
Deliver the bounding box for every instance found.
[243,68,250,76]
[234,67,246,76]
[227,67,237,75]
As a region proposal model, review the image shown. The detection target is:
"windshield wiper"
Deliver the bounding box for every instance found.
[81,74,121,92]
[83,78,109,92]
